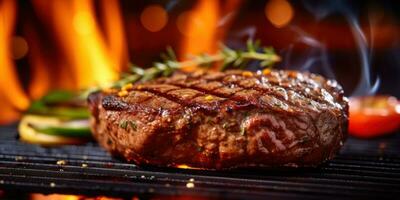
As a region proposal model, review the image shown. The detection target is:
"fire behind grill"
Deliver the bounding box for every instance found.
[0,124,399,199]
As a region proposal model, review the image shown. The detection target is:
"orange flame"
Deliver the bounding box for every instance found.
[177,0,220,71]
[176,164,203,170]
[0,0,30,123]
[99,0,128,72]
[1,0,246,124]
[0,0,127,124]
[177,0,243,71]
[30,194,81,200]
[30,0,126,89]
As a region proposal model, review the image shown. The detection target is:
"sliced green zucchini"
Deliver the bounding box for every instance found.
[27,90,90,120]
[30,119,91,138]
[19,115,92,146]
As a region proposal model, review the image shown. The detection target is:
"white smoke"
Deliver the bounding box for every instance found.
[302,0,380,96]
[283,25,334,80]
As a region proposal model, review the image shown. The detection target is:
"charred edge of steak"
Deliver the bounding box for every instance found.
[88,70,348,170]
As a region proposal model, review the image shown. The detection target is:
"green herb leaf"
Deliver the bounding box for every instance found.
[27,90,89,120]
[119,120,137,131]
[240,125,246,136]
[128,121,137,131]
[130,65,145,75]
[38,90,76,104]
[119,121,128,129]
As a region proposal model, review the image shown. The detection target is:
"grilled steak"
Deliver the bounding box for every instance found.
[88,70,348,169]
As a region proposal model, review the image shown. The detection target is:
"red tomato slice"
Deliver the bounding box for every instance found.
[349,96,400,138]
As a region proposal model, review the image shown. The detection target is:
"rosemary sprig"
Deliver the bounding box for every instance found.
[82,40,280,97]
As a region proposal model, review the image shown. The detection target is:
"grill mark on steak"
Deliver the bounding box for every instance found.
[155,73,329,146]
[166,82,245,100]
[164,80,304,117]
[102,91,185,116]
[89,69,348,170]
[130,92,155,105]
[224,74,336,110]
[144,79,274,115]
[159,71,338,117]
[131,85,205,112]
[223,80,315,112]
[257,75,339,109]
[170,70,341,108]
[184,70,342,111]
[134,85,224,113]
[157,76,321,151]
[263,71,344,108]
[164,72,336,149]
[135,87,192,105]
[228,77,327,113]
[159,73,307,114]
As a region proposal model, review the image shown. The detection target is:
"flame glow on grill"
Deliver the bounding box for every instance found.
[30,193,124,200]
[176,164,204,170]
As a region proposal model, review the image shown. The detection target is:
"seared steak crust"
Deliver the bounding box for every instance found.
[88,70,348,169]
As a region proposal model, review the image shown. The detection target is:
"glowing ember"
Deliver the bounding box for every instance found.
[56,160,67,166]
[11,36,29,59]
[176,164,192,169]
[176,164,202,170]
[140,4,168,32]
[265,0,294,28]
[186,182,195,188]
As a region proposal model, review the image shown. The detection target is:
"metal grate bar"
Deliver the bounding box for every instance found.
[0,124,399,199]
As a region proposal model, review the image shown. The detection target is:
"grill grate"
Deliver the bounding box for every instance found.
[0,124,399,199]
